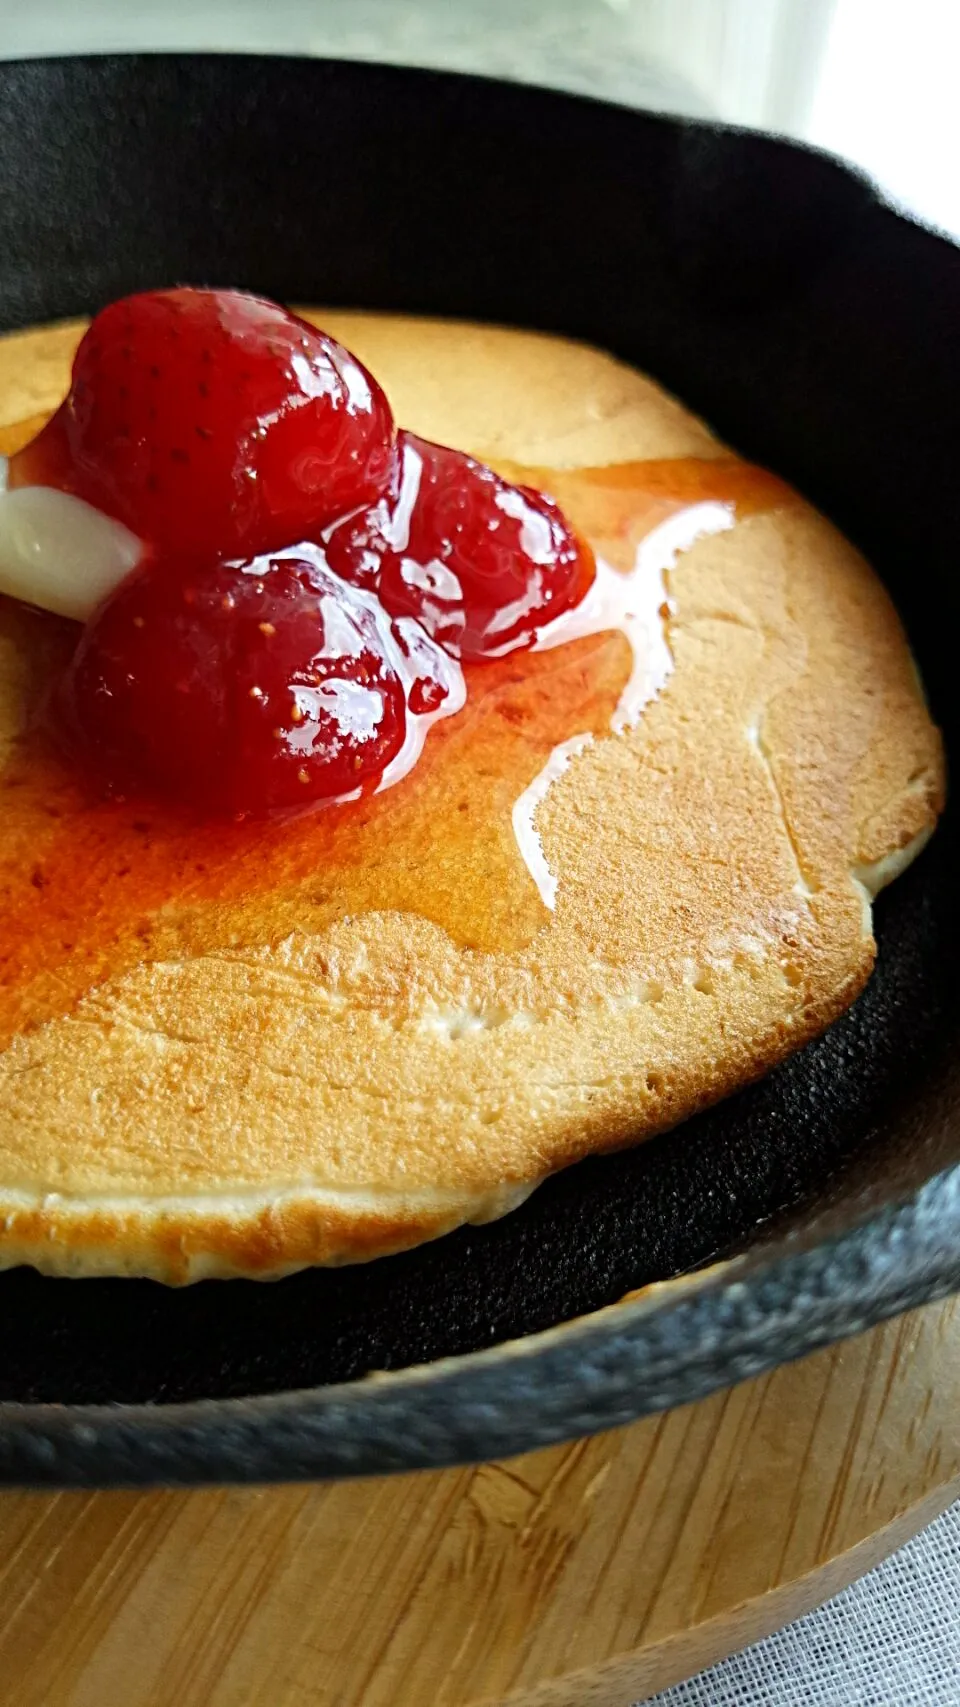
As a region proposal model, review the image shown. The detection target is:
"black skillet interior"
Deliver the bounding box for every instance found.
[0,54,958,1412]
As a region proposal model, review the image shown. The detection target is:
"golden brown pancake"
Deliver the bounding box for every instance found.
[0,312,944,1282]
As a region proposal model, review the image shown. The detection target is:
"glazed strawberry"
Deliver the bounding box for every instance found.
[324,432,594,659]
[59,546,409,816]
[11,289,396,558]
[22,288,595,818]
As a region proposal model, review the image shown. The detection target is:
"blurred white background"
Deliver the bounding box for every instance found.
[1,0,957,236]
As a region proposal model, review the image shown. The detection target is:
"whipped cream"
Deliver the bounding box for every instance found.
[0,461,141,621]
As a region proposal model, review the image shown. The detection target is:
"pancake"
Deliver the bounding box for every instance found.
[0,311,944,1282]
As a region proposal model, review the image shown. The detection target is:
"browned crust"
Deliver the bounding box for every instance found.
[0,311,945,1283]
[0,965,870,1284]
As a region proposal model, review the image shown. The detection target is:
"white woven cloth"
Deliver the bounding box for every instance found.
[641,1500,960,1706]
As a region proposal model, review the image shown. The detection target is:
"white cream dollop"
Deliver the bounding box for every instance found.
[0,460,142,621]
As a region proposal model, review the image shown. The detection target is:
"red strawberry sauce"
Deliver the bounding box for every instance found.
[9,288,594,817]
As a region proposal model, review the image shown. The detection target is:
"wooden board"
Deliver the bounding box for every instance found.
[2,1296,959,1707]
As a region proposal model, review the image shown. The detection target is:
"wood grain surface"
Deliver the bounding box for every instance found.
[2,1297,959,1707]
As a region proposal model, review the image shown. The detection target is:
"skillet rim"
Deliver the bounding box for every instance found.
[2,1156,960,1485]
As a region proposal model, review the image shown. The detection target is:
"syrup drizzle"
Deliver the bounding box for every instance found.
[0,418,792,1052]
[512,498,737,906]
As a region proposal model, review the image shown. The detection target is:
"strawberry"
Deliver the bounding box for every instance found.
[11,289,396,558]
[325,432,594,659]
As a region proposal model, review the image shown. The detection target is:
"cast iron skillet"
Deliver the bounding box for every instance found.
[1,54,959,1487]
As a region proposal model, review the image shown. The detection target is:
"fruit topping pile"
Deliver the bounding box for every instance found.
[11,289,593,815]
